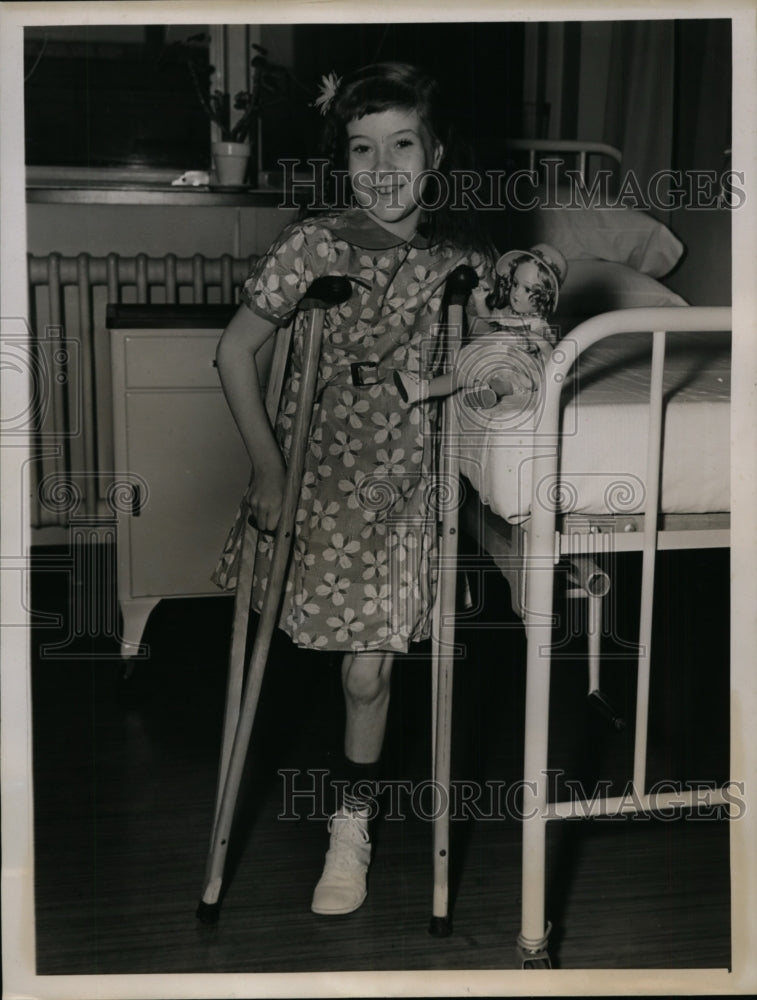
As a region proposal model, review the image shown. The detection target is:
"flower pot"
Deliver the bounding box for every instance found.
[211,141,252,187]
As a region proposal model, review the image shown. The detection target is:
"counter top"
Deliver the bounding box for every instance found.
[25,166,310,207]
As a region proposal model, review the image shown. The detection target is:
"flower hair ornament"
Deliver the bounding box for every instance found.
[312,71,342,115]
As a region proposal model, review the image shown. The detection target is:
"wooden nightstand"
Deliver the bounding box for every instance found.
[108,304,270,659]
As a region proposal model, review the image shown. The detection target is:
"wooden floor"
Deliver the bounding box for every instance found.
[31,542,731,975]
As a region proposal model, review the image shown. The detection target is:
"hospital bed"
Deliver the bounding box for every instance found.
[430,141,732,966]
[193,139,732,965]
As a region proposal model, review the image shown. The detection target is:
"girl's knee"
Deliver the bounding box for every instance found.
[342,651,393,704]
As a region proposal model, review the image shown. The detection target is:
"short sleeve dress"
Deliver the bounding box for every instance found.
[212,208,490,654]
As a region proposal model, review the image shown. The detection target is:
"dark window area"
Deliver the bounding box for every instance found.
[23,22,525,175]
[291,21,525,174]
[24,27,211,169]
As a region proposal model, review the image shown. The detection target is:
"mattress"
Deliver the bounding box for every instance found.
[454,328,731,522]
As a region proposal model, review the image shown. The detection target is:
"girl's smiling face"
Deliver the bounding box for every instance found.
[509,261,544,315]
[346,108,442,241]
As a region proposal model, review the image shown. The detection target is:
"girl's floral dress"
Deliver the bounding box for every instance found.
[212,208,489,654]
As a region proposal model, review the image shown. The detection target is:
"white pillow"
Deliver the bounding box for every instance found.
[557,259,687,325]
[508,190,684,278]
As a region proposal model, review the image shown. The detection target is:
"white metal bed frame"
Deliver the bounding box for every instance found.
[504,137,623,182]
[430,305,732,966]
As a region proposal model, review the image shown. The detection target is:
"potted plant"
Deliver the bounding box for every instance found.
[186,40,289,187]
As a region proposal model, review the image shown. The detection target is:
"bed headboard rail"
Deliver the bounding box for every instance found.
[504,139,622,183]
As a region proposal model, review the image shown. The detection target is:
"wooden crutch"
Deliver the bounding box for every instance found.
[197,275,352,923]
[429,264,479,938]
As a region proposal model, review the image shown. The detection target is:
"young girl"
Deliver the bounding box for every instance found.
[394,243,567,407]
[211,62,492,916]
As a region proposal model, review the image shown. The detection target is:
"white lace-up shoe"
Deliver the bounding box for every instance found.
[311,807,371,915]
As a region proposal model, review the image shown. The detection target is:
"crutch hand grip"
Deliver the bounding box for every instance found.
[446,264,479,305]
[299,275,353,312]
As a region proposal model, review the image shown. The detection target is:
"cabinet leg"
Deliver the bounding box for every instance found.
[119,597,160,660]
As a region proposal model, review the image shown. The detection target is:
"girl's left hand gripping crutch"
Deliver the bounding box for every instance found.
[429,264,479,938]
[197,275,352,924]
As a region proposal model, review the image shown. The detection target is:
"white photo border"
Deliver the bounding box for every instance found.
[2,1,755,996]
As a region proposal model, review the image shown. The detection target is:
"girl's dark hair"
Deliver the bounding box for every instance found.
[486,254,556,317]
[315,61,492,256]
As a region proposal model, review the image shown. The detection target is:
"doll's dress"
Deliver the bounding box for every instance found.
[455,311,552,399]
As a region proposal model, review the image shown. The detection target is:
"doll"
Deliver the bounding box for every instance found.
[394,243,568,408]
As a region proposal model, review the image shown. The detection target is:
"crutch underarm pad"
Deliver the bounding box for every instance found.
[299,276,353,311]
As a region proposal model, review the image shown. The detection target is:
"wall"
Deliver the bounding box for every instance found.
[533,19,732,305]
[26,201,293,259]
[665,20,732,306]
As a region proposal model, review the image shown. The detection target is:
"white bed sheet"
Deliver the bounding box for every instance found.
[455,328,730,522]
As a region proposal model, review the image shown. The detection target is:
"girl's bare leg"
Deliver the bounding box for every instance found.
[342,650,395,762]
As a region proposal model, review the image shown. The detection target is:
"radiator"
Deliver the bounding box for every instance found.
[27,252,258,528]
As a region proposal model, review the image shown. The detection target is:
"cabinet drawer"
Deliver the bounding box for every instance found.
[120,330,274,390]
[123,332,222,389]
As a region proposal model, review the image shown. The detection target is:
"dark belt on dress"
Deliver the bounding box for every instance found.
[324,361,389,387]
[327,361,427,390]
[349,361,381,386]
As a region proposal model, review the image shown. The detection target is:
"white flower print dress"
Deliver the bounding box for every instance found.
[212,209,490,653]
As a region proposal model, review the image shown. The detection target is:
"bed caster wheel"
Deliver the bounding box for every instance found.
[521,952,552,969]
[517,923,552,969]
[429,915,452,937]
[196,900,221,925]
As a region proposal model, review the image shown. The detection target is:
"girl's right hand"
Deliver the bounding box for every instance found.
[245,454,287,533]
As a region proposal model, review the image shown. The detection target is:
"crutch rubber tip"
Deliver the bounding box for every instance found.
[196,900,221,924]
[428,915,452,937]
